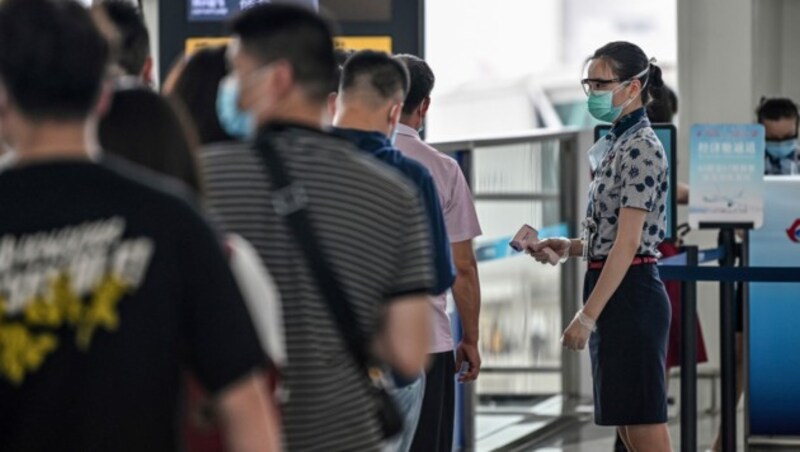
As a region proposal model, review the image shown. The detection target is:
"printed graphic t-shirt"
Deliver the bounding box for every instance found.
[0,159,266,452]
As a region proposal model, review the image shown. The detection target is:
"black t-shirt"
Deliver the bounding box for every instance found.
[0,158,265,451]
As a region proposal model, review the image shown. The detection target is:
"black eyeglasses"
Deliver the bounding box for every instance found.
[581,77,621,96]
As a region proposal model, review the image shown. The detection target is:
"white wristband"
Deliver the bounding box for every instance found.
[576,310,597,333]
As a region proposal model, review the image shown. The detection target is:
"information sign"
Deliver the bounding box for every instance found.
[688,124,765,228]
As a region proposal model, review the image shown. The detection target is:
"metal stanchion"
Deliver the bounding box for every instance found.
[740,229,750,448]
[463,382,476,452]
[680,246,699,452]
[718,228,738,452]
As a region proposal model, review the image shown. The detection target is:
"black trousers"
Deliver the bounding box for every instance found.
[410,351,455,452]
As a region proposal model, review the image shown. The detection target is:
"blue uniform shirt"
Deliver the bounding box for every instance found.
[765,154,798,175]
[333,127,455,295]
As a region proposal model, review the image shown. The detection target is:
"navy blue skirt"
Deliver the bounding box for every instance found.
[584,264,671,426]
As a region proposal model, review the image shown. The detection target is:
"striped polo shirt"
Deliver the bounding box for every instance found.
[200,123,434,451]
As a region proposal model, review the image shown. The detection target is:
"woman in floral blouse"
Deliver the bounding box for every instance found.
[530,41,672,452]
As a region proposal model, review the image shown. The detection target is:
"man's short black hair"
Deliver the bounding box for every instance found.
[0,0,109,120]
[340,50,409,101]
[100,0,150,77]
[394,54,435,115]
[757,97,799,124]
[230,4,336,103]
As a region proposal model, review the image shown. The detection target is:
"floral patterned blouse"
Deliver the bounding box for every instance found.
[586,108,669,259]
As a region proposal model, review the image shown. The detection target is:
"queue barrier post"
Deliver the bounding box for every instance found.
[679,245,699,452]
[716,227,741,452]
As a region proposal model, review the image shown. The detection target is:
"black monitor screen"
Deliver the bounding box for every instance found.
[594,124,678,241]
[188,0,318,22]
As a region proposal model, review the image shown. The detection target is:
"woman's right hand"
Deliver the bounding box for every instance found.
[527,238,571,265]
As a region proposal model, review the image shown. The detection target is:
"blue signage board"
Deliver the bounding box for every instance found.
[748,176,800,440]
[688,124,765,228]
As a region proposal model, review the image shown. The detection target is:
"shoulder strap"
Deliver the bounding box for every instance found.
[254,135,371,372]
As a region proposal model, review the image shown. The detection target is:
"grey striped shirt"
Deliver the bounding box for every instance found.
[200,124,434,451]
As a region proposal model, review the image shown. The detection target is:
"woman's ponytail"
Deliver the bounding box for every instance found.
[645,62,665,105]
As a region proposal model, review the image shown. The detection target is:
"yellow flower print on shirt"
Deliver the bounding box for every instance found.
[1,273,131,384]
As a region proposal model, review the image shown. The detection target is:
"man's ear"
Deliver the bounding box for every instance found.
[0,87,9,118]
[141,56,154,87]
[94,82,114,118]
[420,96,431,120]
[327,91,338,118]
[268,61,294,102]
[389,101,403,126]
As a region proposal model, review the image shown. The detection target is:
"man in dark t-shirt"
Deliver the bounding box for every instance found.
[0,1,278,450]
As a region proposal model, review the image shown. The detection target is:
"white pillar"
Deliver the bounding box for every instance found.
[676,0,754,371]
[141,0,160,88]
[677,0,754,175]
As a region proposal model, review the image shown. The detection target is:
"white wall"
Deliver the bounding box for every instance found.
[424,0,562,140]
[779,1,800,102]
[752,0,800,105]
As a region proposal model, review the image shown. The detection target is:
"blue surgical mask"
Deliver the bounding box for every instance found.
[765,138,797,160]
[390,127,399,146]
[216,75,255,140]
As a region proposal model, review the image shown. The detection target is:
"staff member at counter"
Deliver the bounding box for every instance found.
[758,97,799,175]
[529,41,672,452]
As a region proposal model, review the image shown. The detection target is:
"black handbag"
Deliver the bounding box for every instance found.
[255,135,404,439]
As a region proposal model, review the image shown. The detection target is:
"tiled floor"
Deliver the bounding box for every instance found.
[526,411,743,451]
[475,397,749,451]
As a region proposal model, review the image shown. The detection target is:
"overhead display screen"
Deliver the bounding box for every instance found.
[188,0,318,22]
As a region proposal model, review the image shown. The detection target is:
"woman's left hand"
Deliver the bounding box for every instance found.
[560,310,596,351]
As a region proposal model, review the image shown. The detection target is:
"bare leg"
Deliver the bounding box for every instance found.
[711,332,744,452]
[618,426,634,451]
[625,423,672,452]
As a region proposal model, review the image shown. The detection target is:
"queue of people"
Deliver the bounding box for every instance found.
[0,1,798,452]
[0,1,479,451]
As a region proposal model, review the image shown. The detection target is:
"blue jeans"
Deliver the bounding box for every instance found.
[383,374,426,452]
